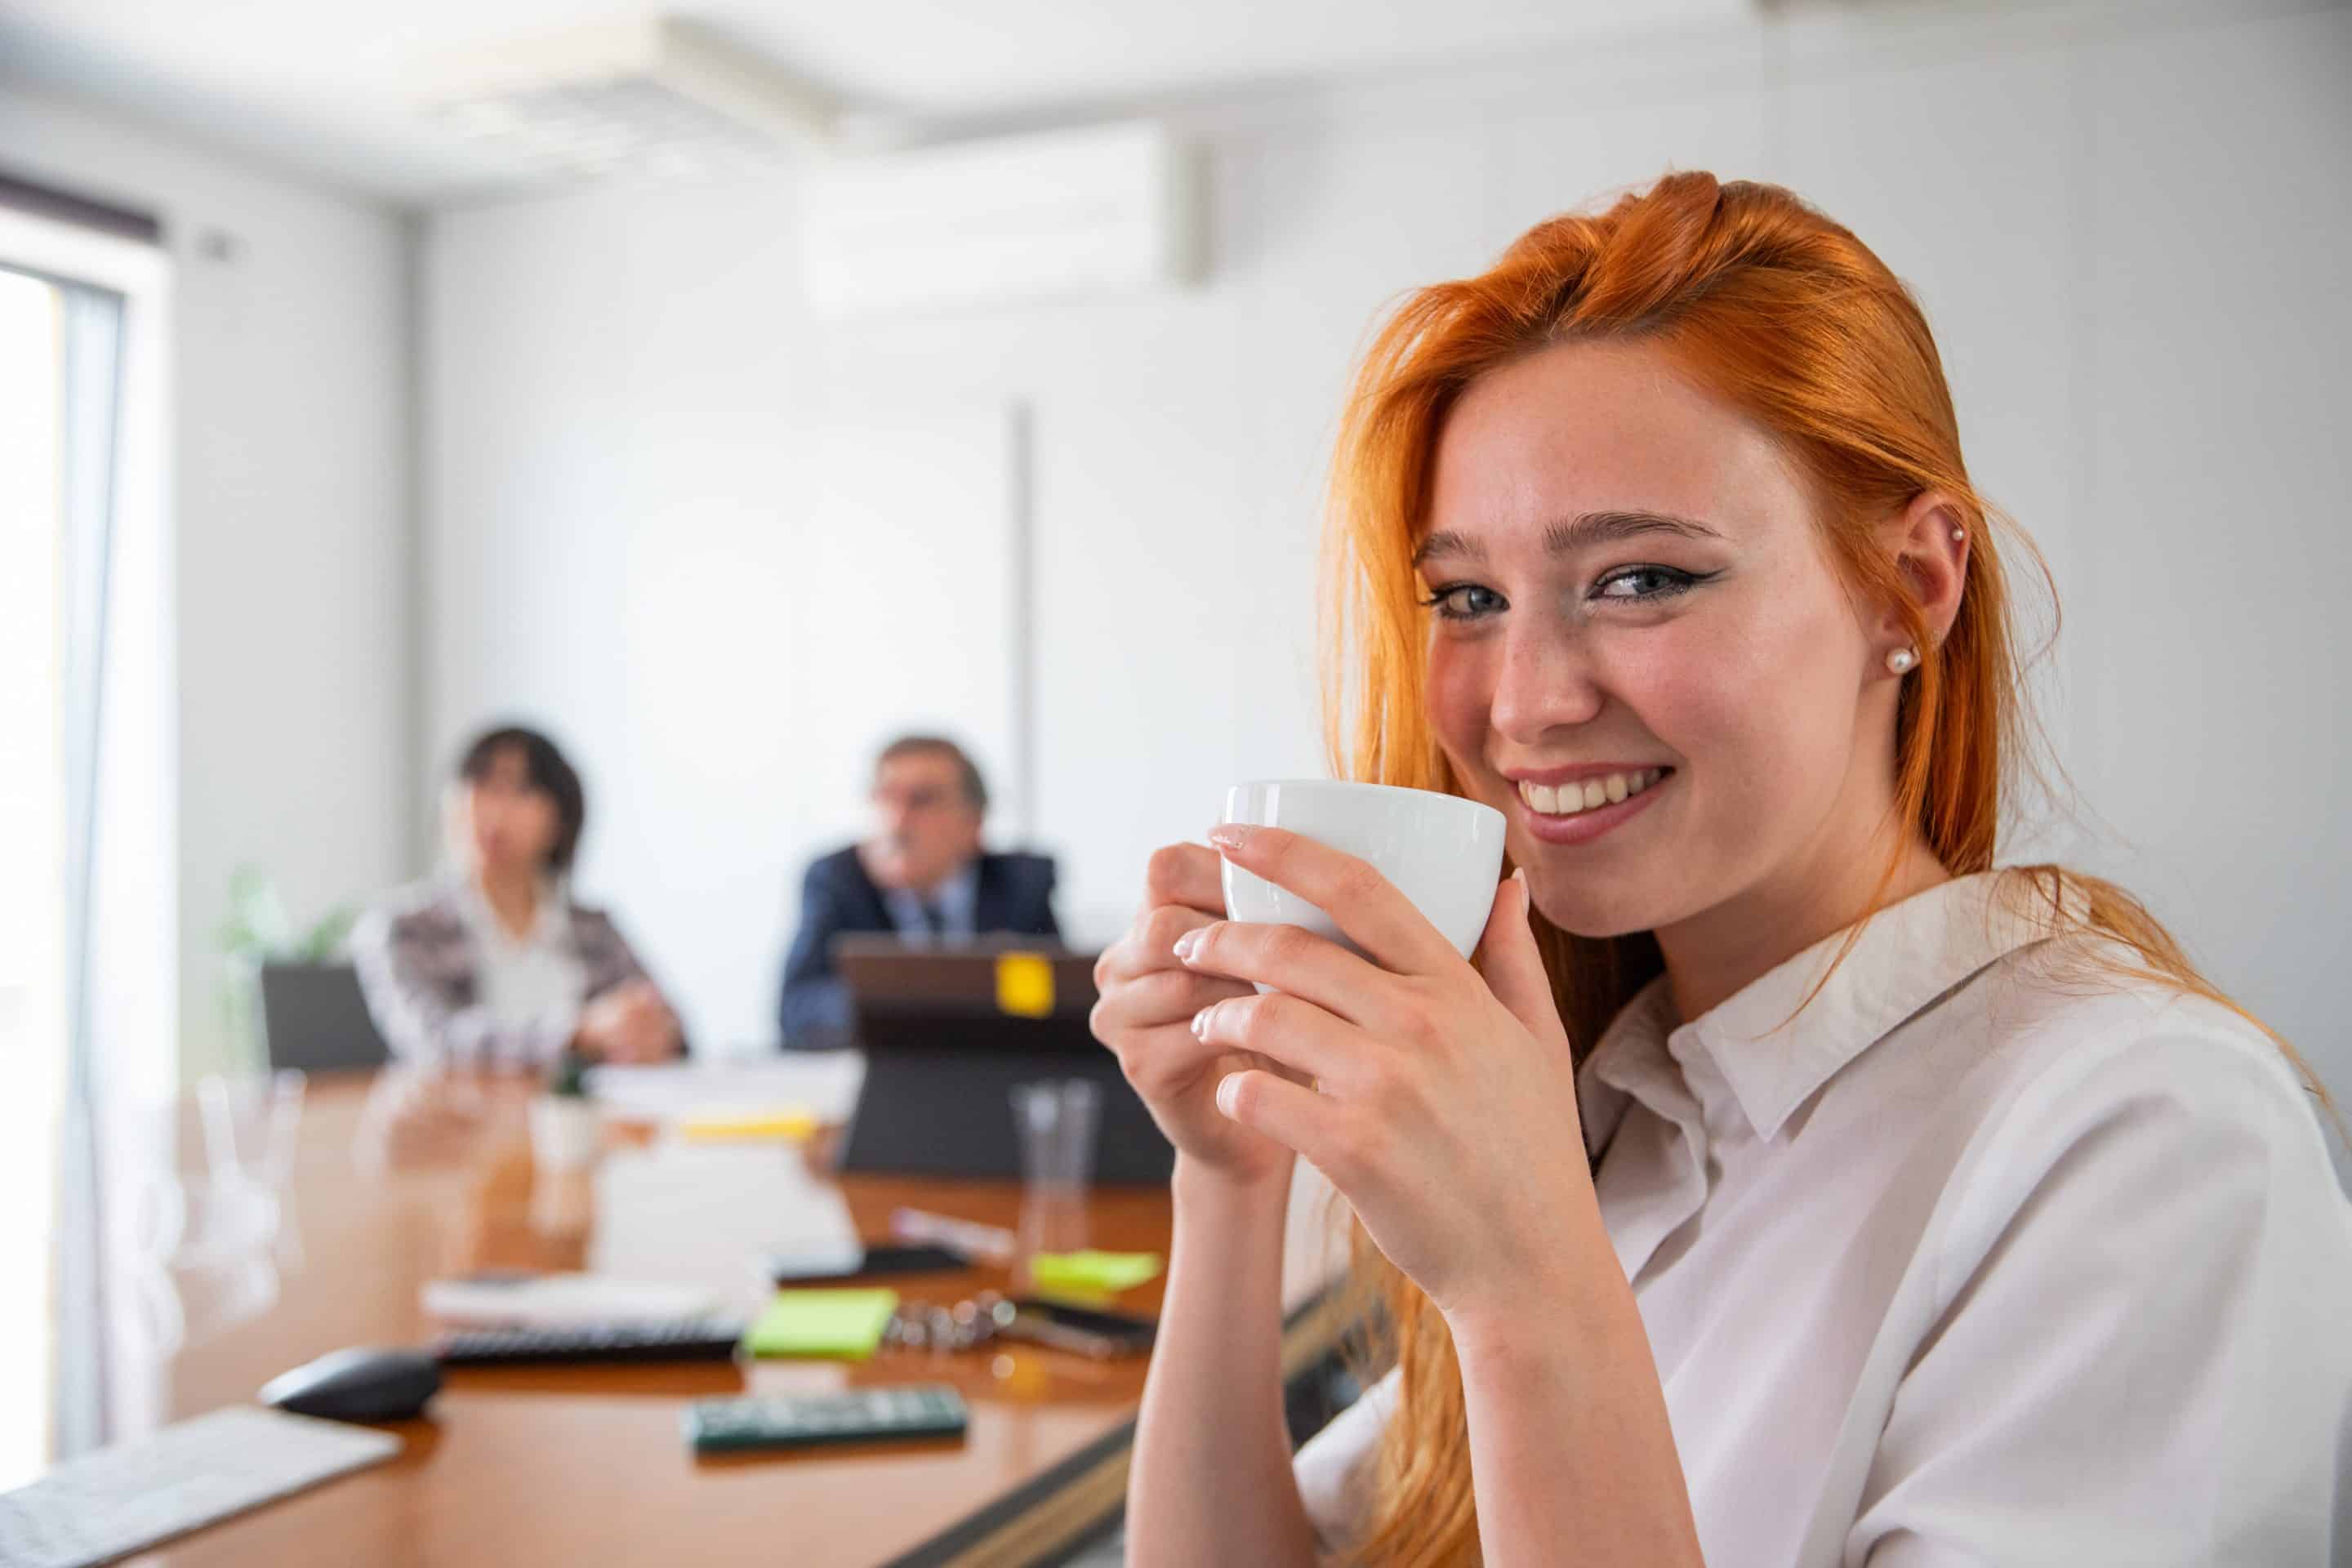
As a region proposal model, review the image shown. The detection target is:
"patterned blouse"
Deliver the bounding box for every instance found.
[351,876,659,1067]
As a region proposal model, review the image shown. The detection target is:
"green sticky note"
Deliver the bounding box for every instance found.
[1027,1250,1164,1296]
[744,1289,900,1360]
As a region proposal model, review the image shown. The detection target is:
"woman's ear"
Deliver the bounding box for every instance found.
[1876,489,1970,652]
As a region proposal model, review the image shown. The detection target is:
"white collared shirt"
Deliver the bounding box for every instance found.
[455,875,589,1048]
[1294,871,2352,1564]
[883,861,980,943]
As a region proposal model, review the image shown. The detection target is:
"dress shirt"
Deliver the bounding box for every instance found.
[883,861,979,943]
[1293,871,2352,1563]
[454,877,590,1051]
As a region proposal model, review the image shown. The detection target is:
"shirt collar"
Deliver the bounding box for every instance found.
[1578,979,1677,1161]
[885,859,981,938]
[455,872,571,952]
[1579,871,2074,1147]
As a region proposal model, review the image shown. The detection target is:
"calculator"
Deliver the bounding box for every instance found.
[684,1385,970,1454]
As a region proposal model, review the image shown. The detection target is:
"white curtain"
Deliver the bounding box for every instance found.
[51,274,129,1459]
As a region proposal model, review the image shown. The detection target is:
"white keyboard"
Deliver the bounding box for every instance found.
[0,1405,399,1568]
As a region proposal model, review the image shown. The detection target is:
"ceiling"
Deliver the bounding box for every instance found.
[0,0,1751,205]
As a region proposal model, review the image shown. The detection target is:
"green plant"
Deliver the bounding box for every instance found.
[219,864,357,964]
[547,1047,593,1098]
[218,865,360,1071]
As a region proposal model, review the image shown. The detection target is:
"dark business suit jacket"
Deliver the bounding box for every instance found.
[777,846,1060,1048]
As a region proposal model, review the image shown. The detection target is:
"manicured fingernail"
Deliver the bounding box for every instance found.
[1192,1005,1214,1040]
[1207,823,1250,853]
[1174,929,1203,963]
[1511,866,1526,884]
[1215,1075,1241,1117]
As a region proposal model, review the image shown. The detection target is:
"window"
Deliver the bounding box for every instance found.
[0,192,173,1473]
[0,263,69,1490]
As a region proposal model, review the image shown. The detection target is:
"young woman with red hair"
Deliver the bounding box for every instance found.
[1091,172,2350,1565]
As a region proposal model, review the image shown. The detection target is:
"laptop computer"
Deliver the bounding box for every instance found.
[835,938,1176,1185]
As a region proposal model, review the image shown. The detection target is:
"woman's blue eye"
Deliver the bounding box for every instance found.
[1419,583,1507,621]
[1592,565,1704,602]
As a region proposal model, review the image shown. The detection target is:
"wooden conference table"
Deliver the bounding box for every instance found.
[105,1072,1347,1566]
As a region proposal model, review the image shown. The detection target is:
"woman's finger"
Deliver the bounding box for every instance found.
[1143,841,1229,917]
[1096,902,1224,986]
[1193,990,1378,1095]
[1472,874,1570,1050]
[1101,1014,1290,1104]
[1208,823,1464,977]
[1174,918,1407,1032]
[1089,964,1246,1039]
[1213,1068,1355,1178]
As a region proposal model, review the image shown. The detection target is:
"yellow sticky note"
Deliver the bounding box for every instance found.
[744,1289,899,1360]
[677,1108,818,1143]
[1027,1250,1164,1296]
[996,952,1055,1018]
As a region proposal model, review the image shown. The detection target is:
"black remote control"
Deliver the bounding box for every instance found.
[433,1316,747,1366]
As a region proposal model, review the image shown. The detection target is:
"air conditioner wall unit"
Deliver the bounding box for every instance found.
[800,121,1205,317]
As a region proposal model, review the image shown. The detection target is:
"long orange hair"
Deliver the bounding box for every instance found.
[1319,171,2330,1565]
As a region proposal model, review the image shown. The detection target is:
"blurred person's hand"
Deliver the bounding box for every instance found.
[576,980,681,1064]
[1089,843,1292,1188]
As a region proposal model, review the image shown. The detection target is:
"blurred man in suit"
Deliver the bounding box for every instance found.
[778,735,1059,1047]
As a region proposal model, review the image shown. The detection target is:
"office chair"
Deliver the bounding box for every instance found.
[257,962,391,1073]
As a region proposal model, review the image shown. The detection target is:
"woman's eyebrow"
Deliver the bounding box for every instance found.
[1543,510,1725,551]
[1411,529,1482,568]
[1411,510,1723,568]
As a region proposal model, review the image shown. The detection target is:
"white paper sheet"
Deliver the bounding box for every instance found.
[582,1053,866,1127]
[587,1143,863,1301]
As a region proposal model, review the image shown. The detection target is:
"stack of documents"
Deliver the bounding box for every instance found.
[583,1054,866,1137]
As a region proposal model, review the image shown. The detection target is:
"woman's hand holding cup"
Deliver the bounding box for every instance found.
[1089,842,1299,1189]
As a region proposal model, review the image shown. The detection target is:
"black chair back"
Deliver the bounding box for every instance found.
[258,962,391,1072]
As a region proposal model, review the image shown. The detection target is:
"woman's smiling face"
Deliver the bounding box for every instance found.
[1421,336,1890,940]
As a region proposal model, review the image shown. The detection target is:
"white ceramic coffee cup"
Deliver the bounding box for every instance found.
[1221,781,1508,965]
[528,1094,604,1173]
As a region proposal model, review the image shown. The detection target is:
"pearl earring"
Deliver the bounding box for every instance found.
[1886,647,1918,675]
[1951,526,1965,541]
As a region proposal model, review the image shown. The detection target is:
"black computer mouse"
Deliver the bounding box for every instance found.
[260,1347,441,1423]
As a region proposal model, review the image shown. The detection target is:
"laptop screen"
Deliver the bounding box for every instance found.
[834,939,1099,1022]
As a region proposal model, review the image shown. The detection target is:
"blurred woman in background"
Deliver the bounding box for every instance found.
[353,724,681,1068]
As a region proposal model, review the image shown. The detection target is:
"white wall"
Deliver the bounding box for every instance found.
[0,85,415,1078]
[421,1,2352,1124]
